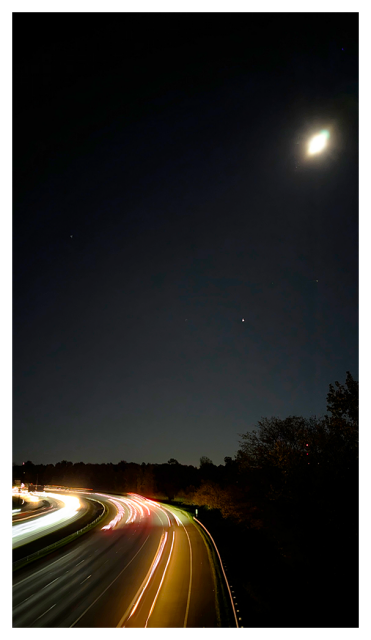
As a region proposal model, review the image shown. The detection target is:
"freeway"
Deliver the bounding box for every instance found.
[13,492,236,627]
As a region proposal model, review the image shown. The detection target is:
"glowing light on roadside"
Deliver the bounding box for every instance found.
[308,130,329,155]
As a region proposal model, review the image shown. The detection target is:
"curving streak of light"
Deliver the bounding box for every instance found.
[101,497,126,530]
[143,498,171,526]
[126,531,168,622]
[125,500,135,524]
[145,530,175,627]
[97,493,145,528]
[128,498,144,518]
[128,494,151,516]
[12,493,80,543]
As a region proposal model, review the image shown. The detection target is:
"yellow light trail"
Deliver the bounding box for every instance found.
[123,531,168,624]
[145,530,175,627]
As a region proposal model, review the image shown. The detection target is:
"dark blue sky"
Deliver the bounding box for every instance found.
[13,13,358,466]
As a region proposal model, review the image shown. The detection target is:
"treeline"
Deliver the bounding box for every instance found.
[12,455,230,501]
[190,371,359,627]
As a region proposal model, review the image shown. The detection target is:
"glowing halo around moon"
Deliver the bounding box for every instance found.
[308,130,330,155]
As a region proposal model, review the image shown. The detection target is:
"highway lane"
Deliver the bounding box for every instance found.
[13,492,233,627]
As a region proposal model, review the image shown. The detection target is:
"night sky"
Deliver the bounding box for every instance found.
[13,13,358,466]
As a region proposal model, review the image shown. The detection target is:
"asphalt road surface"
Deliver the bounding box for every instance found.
[13,492,233,628]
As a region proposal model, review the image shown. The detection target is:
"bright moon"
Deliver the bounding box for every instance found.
[308,130,330,155]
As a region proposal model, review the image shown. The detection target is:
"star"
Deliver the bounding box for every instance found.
[242,319,245,322]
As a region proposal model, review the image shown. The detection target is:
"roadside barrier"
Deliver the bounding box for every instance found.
[12,498,107,571]
[193,517,239,628]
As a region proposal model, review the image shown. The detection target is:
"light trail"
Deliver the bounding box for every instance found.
[97,493,149,528]
[128,494,151,516]
[145,530,175,627]
[121,531,168,625]
[158,504,193,627]
[125,500,135,523]
[12,493,80,545]
[144,499,171,526]
[124,498,142,522]
[100,497,125,530]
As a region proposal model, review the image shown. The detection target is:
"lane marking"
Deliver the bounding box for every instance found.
[33,603,56,622]
[76,560,85,566]
[145,530,175,627]
[194,517,239,628]
[42,577,59,589]
[80,575,92,584]
[70,535,150,627]
[13,549,76,588]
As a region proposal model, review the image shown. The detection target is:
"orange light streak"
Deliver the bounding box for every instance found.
[145,530,175,627]
[126,532,168,621]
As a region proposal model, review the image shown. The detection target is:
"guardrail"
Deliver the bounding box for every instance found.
[13,498,107,571]
[193,517,239,628]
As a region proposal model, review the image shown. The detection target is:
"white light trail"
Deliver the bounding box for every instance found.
[101,498,125,530]
[12,493,80,545]
[144,499,171,526]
